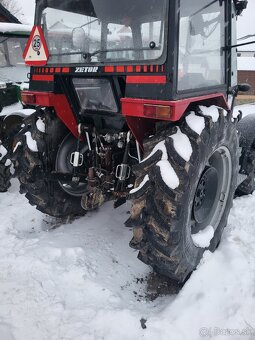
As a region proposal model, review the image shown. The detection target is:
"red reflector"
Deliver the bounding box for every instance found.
[116,66,125,72]
[143,105,156,117]
[62,67,70,73]
[104,66,114,73]
[22,93,36,104]
[144,104,171,119]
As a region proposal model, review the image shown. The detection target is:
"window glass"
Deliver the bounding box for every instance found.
[141,21,164,60]
[0,37,27,67]
[0,36,29,83]
[7,39,25,66]
[178,0,225,91]
[41,0,167,64]
[0,43,8,67]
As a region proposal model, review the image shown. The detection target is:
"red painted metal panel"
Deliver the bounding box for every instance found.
[126,75,167,84]
[116,66,125,72]
[21,91,78,137]
[127,66,134,73]
[32,75,54,82]
[104,66,114,73]
[121,94,229,121]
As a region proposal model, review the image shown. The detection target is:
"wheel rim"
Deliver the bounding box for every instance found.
[55,133,89,197]
[193,166,219,224]
[191,146,232,235]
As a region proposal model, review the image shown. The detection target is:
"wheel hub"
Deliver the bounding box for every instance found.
[193,166,218,224]
[55,133,89,196]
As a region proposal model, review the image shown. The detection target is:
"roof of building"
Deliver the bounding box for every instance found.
[0,3,21,24]
[237,35,255,51]
[237,35,255,71]
[0,22,31,36]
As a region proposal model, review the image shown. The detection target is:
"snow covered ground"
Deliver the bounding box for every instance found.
[0,102,35,117]
[0,105,255,340]
[0,103,23,116]
[234,103,255,118]
[0,183,255,339]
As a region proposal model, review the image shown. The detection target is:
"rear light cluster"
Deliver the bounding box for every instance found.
[22,93,36,104]
[121,98,173,120]
[143,104,172,119]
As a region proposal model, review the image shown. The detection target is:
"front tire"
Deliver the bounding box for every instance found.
[129,108,239,282]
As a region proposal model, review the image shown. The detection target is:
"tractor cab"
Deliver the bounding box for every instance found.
[23,0,245,141]
[0,23,31,109]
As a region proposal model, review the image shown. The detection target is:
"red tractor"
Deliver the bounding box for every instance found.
[14,0,254,282]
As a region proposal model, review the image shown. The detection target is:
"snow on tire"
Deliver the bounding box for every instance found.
[0,144,11,192]
[0,158,11,192]
[12,109,85,218]
[128,107,239,282]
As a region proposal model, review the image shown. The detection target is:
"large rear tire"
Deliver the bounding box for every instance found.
[128,108,239,282]
[13,110,85,217]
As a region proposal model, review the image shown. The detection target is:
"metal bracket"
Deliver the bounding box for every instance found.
[116,164,131,181]
[70,152,83,167]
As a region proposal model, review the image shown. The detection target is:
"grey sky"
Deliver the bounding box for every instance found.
[236,1,255,38]
[16,0,255,38]
[16,0,35,24]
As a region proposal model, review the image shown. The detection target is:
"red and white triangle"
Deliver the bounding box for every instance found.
[23,26,49,66]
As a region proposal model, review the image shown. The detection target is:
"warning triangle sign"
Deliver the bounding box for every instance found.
[23,25,49,66]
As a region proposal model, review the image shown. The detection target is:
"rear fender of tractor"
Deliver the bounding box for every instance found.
[22,90,230,145]
[21,91,79,137]
[124,95,229,147]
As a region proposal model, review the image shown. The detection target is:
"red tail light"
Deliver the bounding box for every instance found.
[144,104,172,119]
[22,93,36,104]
